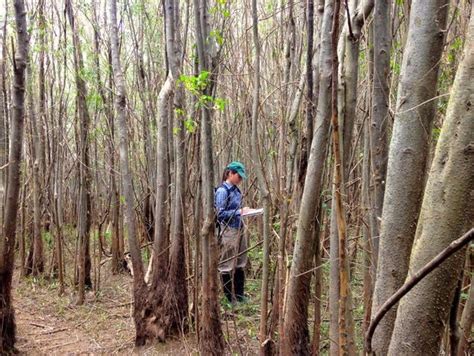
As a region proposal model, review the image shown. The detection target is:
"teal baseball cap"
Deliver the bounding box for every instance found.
[227,161,247,179]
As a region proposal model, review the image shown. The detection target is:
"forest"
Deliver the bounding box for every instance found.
[0,0,473,354]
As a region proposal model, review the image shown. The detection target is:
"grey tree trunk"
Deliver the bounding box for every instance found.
[250,0,272,352]
[108,0,148,346]
[162,0,189,336]
[26,63,44,276]
[388,9,474,354]
[65,0,93,304]
[282,1,334,354]
[371,0,449,352]
[194,0,224,353]
[369,0,390,262]
[0,0,28,352]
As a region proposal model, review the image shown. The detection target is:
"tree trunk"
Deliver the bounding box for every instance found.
[369,0,390,263]
[250,0,272,352]
[388,7,474,354]
[26,62,44,276]
[328,0,373,353]
[282,0,334,354]
[161,0,189,336]
[371,0,449,352]
[0,0,28,352]
[194,0,224,353]
[65,0,93,304]
[457,271,474,356]
[108,0,148,346]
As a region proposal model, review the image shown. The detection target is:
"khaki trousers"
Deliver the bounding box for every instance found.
[218,227,247,273]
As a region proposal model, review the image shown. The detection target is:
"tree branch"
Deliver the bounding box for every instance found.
[365,228,474,354]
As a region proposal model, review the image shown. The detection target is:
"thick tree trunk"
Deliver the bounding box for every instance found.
[371,0,449,352]
[161,0,189,336]
[194,0,224,353]
[281,1,334,354]
[0,0,28,352]
[388,7,474,354]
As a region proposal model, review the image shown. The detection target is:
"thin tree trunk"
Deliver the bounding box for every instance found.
[0,0,28,351]
[65,0,93,305]
[457,271,474,356]
[26,62,44,276]
[108,0,148,346]
[250,0,272,352]
[282,1,335,354]
[369,0,390,266]
[388,7,474,354]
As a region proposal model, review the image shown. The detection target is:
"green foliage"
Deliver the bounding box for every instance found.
[447,37,463,65]
[210,29,224,46]
[178,71,210,95]
[210,0,230,18]
[178,72,228,112]
[42,231,53,249]
[184,118,197,133]
[431,126,442,142]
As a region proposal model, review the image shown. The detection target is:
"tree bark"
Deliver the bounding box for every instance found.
[162,0,189,336]
[388,7,474,353]
[65,0,93,304]
[0,0,28,352]
[369,0,390,263]
[371,0,449,352]
[250,0,272,352]
[108,0,148,346]
[194,0,224,353]
[282,1,334,354]
[457,270,474,356]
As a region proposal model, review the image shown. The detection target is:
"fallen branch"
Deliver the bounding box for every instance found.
[365,227,474,354]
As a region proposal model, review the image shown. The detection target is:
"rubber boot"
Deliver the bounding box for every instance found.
[234,268,246,302]
[221,273,234,303]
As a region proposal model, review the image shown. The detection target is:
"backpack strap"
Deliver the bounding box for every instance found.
[215,183,236,239]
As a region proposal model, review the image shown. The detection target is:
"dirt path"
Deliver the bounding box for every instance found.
[15,296,100,354]
[12,270,196,355]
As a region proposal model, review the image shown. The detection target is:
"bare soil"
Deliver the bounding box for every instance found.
[12,265,260,355]
[13,268,197,355]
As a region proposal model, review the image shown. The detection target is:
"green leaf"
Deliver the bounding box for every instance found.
[184,118,197,133]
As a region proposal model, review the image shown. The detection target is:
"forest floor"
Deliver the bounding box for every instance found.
[12,263,261,355]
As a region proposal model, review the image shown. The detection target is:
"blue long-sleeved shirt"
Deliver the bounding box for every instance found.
[215,181,242,229]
